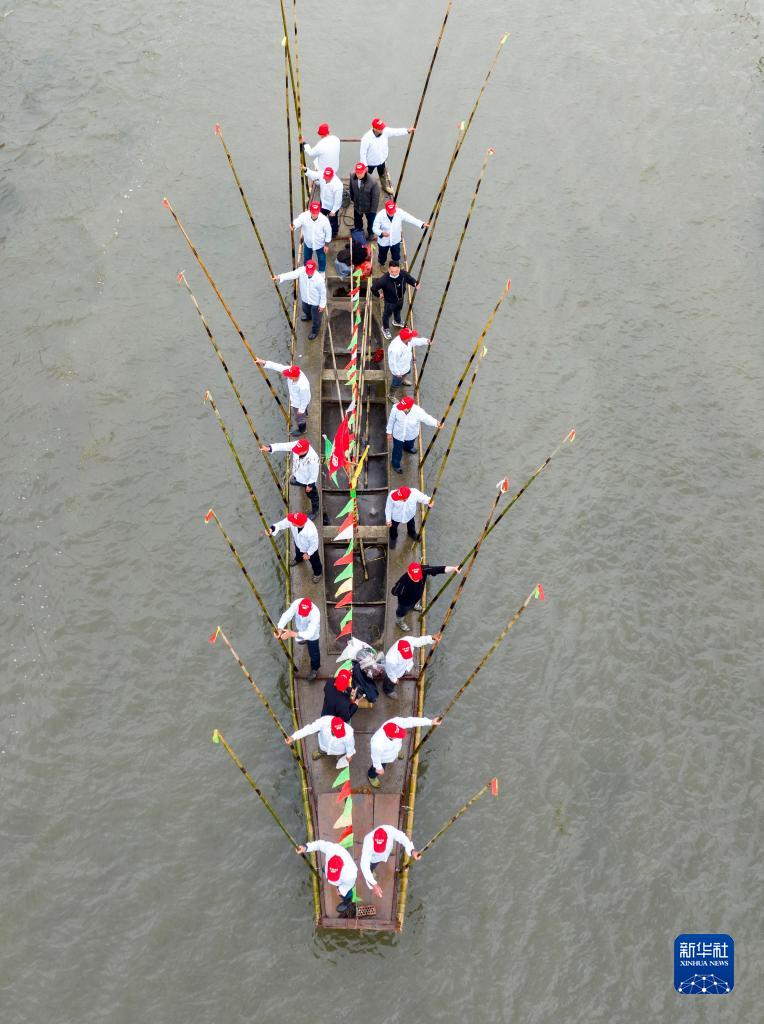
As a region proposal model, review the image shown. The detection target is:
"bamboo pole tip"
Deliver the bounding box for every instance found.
[208,627,221,644]
[497,477,510,493]
[212,729,221,744]
[204,509,215,523]
[176,271,185,284]
[162,197,170,208]
[491,777,499,796]
[214,122,222,136]
[203,389,212,403]
[500,32,510,45]
[567,428,576,442]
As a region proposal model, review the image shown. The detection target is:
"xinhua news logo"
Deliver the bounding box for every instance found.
[674,934,734,994]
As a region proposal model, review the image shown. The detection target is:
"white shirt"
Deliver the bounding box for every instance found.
[359,126,408,167]
[269,441,320,485]
[271,516,319,556]
[293,210,333,249]
[386,402,439,442]
[383,635,434,683]
[277,598,321,641]
[263,361,311,413]
[305,839,358,896]
[384,486,430,525]
[292,715,355,760]
[303,134,341,174]
[387,334,429,377]
[306,168,344,214]
[372,207,424,247]
[359,826,414,890]
[369,717,433,772]
[278,266,327,308]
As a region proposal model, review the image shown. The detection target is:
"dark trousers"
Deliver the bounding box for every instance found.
[301,299,322,334]
[377,242,401,267]
[391,437,416,471]
[367,161,387,180]
[302,241,326,272]
[395,600,417,619]
[295,544,323,576]
[304,638,320,670]
[353,208,375,237]
[290,479,317,512]
[382,675,398,696]
[368,763,382,779]
[389,518,417,548]
[382,300,403,330]
[321,207,339,238]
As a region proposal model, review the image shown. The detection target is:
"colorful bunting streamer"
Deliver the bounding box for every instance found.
[332,767,350,788]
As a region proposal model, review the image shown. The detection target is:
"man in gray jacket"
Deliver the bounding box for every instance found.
[349,162,380,240]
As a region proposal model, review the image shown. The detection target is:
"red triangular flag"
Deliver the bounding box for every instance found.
[537,583,545,601]
[337,824,353,842]
[336,780,352,802]
[334,550,354,566]
[335,592,353,609]
[336,621,353,638]
[491,778,499,797]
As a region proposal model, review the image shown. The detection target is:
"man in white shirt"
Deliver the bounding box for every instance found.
[386,327,431,388]
[382,634,441,697]
[260,437,321,519]
[305,165,343,238]
[295,838,358,916]
[275,596,322,678]
[268,511,322,581]
[286,714,355,766]
[273,258,326,340]
[292,200,332,272]
[360,825,421,897]
[255,359,311,435]
[367,715,442,787]
[386,394,441,473]
[384,484,432,548]
[360,117,414,194]
[372,199,429,268]
[300,122,341,174]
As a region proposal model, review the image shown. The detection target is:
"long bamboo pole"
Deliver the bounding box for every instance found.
[415,147,495,379]
[291,0,307,207]
[177,272,286,500]
[412,586,544,757]
[394,0,453,201]
[203,391,289,575]
[164,199,290,423]
[406,122,464,277]
[209,626,301,761]
[203,508,298,670]
[417,479,510,681]
[283,42,298,329]
[415,345,488,540]
[408,32,510,271]
[420,279,511,470]
[214,123,294,333]
[211,728,320,878]
[421,429,576,617]
[276,2,300,131]
[399,778,499,874]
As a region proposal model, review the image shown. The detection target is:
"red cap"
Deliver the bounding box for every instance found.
[282,364,301,379]
[292,438,310,456]
[397,639,413,660]
[287,511,308,527]
[298,597,313,616]
[304,259,317,276]
[309,200,321,215]
[334,669,352,692]
[323,166,334,181]
[355,162,367,176]
[391,486,411,501]
[373,827,388,853]
[372,347,384,364]
[399,327,418,341]
[371,118,386,131]
[331,716,346,739]
[327,854,344,882]
[396,395,414,412]
[385,200,397,216]
[383,721,406,740]
[317,123,330,136]
[407,562,423,582]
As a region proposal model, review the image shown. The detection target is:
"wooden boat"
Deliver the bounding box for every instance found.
[285,181,430,931]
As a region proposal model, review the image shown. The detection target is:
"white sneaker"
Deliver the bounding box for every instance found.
[382,327,391,341]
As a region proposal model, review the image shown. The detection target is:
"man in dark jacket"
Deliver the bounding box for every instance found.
[335,229,370,280]
[391,561,461,631]
[349,162,380,239]
[372,262,420,338]
[321,669,359,722]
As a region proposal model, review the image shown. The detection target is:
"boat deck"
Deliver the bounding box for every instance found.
[287,186,429,930]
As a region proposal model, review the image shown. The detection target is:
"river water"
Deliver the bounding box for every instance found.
[3,0,763,1020]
